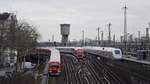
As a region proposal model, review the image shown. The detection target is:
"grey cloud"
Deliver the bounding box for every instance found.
[1,0,150,41]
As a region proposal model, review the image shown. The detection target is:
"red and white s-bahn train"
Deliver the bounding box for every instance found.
[31,47,63,76]
[48,48,63,76]
[56,47,85,59]
[73,47,85,59]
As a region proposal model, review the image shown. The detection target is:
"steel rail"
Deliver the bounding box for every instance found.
[94,57,125,84]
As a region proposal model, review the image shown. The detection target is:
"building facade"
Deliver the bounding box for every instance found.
[0,12,17,66]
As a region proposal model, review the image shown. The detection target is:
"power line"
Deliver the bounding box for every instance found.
[82,30,85,46]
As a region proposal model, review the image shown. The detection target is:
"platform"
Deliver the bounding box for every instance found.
[123,55,150,65]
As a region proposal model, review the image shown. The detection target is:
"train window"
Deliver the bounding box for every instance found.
[114,50,120,54]
[50,64,60,68]
[51,65,59,68]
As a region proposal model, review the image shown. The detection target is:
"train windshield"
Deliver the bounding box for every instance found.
[51,65,59,68]
[114,50,120,54]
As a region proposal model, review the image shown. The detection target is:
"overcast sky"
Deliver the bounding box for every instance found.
[1,0,150,42]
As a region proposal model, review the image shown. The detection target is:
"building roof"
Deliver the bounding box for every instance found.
[0,12,10,20]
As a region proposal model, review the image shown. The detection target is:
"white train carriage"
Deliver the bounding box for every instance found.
[100,47,122,60]
[48,48,62,76]
[84,46,123,60]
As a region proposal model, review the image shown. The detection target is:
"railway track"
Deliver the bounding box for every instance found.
[86,54,113,84]
[86,53,126,84]
[89,59,111,84]
[110,60,150,83]
[93,55,126,84]
[69,57,83,84]
[86,59,103,83]
[76,62,89,84]
[63,55,93,84]
[60,57,69,84]
[86,52,150,84]
[63,53,122,84]
[65,58,75,84]
[46,53,127,84]
[62,56,78,84]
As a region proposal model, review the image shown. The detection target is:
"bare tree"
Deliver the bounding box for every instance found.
[0,13,40,70]
[13,21,40,72]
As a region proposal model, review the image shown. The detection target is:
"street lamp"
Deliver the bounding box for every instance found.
[82,30,84,46]
[97,27,100,46]
[101,31,103,46]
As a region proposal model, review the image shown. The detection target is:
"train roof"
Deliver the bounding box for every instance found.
[36,47,52,50]
[84,46,121,51]
[55,46,75,49]
[101,47,121,51]
[72,47,83,50]
[28,47,52,55]
[49,48,60,63]
[56,46,84,50]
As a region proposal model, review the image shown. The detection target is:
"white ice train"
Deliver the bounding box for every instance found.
[84,46,123,60]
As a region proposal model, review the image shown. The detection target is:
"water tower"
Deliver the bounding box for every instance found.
[60,24,70,46]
